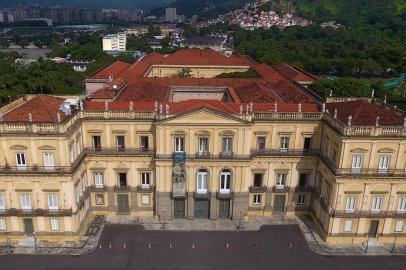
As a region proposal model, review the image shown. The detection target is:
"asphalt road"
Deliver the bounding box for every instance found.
[0,224,405,270]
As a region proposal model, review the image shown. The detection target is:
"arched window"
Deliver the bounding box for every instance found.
[220,169,231,194]
[196,169,208,194]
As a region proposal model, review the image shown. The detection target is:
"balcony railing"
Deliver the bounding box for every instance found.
[331,210,406,218]
[136,186,155,192]
[272,185,289,192]
[113,185,131,192]
[85,147,156,155]
[0,165,71,174]
[251,148,320,157]
[249,186,267,193]
[156,152,251,160]
[0,208,72,217]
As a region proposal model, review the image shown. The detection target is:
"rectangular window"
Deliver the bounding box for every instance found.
[43,152,55,169]
[0,194,5,210]
[280,137,289,152]
[118,172,127,187]
[16,152,27,169]
[395,220,404,232]
[397,197,406,213]
[198,137,209,154]
[220,171,231,193]
[371,196,383,212]
[351,154,363,173]
[141,194,150,205]
[94,172,104,188]
[196,171,208,193]
[140,136,149,151]
[47,194,58,210]
[222,137,233,155]
[92,136,101,151]
[298,194,305,205]
[345,196,356,213]
[141,172,150,188]
[253,194,261,205]
[322,138,329,156]
[95,194,105,205]
[256,136,266,151]
[116,136,125,151]
[378,155,390,173]
[20,194,32,210]
[344,220,353,232]
[0,218,6,230]
[303,137,312,152]
[50,218,60,231]
[299,174,307,188]
[253,173,262,187]
[276,173,286,188]
[174,137,184,152]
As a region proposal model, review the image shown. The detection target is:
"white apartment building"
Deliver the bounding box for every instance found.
[102,33,127,52]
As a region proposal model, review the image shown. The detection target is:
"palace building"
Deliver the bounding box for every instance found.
[0,48,406,244]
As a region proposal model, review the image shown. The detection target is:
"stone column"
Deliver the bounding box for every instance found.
[210,193,218,220]
[156,192,171,220]
[187,193,194,220]
[232,192,249,220]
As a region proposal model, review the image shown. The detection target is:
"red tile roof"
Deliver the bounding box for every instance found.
[273,63,317,83]
[326,100,403,126]
[89,60,130,79]
[2,96,69,123]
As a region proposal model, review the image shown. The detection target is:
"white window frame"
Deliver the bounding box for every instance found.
[47,194,59,210]
[0,218,6,230]
[220,170,231,194]
[371,196,383,213]
[298,194,305,205]
[0,194,5,210]
[378,155,390,173]
[345,196,356,213]
[222,137,233,154]
[344,220,353,232]
[198,137,209,154]
[50,218,60,231]
[174,137,184,152]
[395,220,404,232]
[280,137,289,152]
[94,172,104,188]
[351,154,363,173]
[16,152,27,169]
[43,152,55,170]
[196,170,208,194]
[253,194,261,205]
[256,136,266,151]
[276,173,286,188]
[141,172,150,188]
[20,194,32,210]
[397,197,406,213]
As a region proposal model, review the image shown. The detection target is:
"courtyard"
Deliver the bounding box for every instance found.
[0,224,405,270]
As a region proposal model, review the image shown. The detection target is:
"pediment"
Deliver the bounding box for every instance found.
[378,148,394,153]
[350,148,368,153]
[158,109,248,125]
[38,145,56,150]
[10,145,28,150]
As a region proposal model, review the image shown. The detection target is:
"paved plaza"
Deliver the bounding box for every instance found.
[0,224,405,270]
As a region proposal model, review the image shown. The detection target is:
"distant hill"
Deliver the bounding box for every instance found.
[0,0,172,9]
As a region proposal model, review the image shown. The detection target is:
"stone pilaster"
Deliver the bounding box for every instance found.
[232,192,249,220]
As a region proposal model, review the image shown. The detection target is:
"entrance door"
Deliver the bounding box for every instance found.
[23,218,34,235]
[273,195,286,213]
[194,199,209,219]
[219,199,230,219]
[117,194,129,213]
[369,220,379,238]
[174,199,185,219]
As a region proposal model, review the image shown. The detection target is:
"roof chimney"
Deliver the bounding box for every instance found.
[371,89,375,98]
[249,102,253,114]
[329,90,333,97]
[159,103,163,114]
[166,104,170,115]
[375,116,380,127]
[384,94,387,104]
[239,104,243,115]
[28,112,32,122]
[334,108,337,118]
[104,101,109,111]
[154,100,158,112]
[129,101,134,111]
[298,103,302,112]
[322,103,326,112]
[57,113,61,123]
[274,101,278,112]
[347,115,352,127]
[79,101,84,111]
